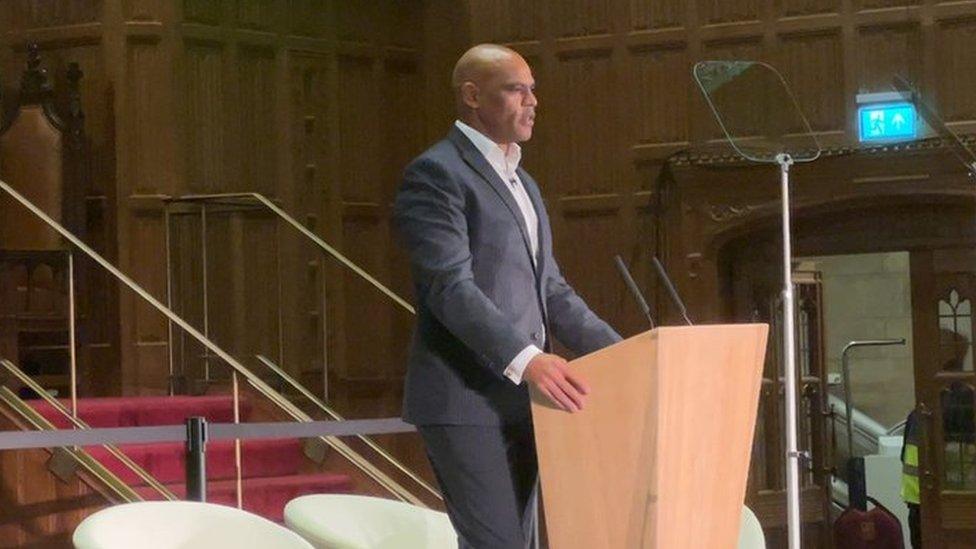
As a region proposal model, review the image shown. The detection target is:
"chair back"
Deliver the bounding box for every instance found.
[738,506,766,549]
[284,494,457,549]
[73,501,314,549]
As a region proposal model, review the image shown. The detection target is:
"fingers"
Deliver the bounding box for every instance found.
[564,370,590,396]
[543,367,587,413]
[552,374,585,411]
[525,354,591,413]
[540,382,580,413]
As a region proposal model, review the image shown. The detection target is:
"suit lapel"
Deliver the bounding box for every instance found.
[517,167,548,275]
[449,128,536,268]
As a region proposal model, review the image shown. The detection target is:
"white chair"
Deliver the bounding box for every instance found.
[73,500,313,549]
[738,506,766,549]
[284,494,457,549]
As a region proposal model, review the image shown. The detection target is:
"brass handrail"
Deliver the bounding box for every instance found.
[255,354,441,501]
[0,178,424,505]
[0,359,177,499]
[0,385,143,503]
[165,192,414,314]
[239,370,425,506]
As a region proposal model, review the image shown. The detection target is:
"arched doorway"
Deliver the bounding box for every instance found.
[659,142,976,547]
[716,196,976,547]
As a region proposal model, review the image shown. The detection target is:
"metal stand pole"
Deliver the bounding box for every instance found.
[776,153,802,549]
[67,251,78,419]
[200,205,211,383]
[164,208,176,395]
[532,478,540,549]
[185,416,208,502]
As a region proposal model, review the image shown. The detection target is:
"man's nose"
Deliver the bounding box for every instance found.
[524,89,538,107]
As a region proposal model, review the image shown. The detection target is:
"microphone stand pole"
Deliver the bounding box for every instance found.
[776,152,804,549]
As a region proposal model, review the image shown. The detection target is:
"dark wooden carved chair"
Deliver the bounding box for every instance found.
[0,44,90,398]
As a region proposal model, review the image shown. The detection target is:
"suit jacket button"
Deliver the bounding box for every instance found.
[531,331,541,341]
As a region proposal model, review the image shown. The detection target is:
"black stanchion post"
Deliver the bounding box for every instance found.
[185,416,207,502]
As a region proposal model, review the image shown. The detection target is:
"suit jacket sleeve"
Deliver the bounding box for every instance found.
[544,260,622,356]
[394,158,534,376]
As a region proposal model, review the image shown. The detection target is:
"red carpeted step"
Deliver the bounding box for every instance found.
[135,473,354,522]
[133,395,252,426]
[28,395,357,522]
[31,397,139,429]
[30,395,252,429]
[85,438,305,484]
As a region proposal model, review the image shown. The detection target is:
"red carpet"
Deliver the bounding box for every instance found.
[31,395,353,521]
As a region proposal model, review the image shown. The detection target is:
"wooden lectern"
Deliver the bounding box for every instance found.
[531,324,768,548]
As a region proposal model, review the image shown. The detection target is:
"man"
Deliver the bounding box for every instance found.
[901,408,921,548]
[393,44,621,548]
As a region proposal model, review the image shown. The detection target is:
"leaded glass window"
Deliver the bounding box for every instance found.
[939,289,973,372]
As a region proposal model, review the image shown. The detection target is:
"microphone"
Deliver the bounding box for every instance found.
[652,256,693,326]
[614,255,654,329]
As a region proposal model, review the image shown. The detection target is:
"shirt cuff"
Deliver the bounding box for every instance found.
[504,345,544,385]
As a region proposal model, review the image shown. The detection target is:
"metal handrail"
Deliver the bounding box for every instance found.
[237,366,424,505]
[165,192,414,314]
[0,359,177,499]
[255,354,441,501]
[0,178,424,505]
[0,386,143,503]
[841,338,906,456]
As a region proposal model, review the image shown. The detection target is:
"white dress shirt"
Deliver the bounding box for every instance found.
[454,120,544,385]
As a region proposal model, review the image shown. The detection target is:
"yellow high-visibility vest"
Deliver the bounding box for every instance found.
[902,412,920,505]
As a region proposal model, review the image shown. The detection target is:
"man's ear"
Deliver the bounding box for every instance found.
[460,82,479,109]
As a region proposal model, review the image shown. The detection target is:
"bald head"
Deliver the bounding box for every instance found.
[452,44,520,89]
[452,44,537,145]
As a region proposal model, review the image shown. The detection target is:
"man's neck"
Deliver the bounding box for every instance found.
[458,117,512,154]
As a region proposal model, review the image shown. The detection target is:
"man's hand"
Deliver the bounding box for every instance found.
[523,353,590,413]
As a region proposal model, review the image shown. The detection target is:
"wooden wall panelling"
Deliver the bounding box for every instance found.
[420,0,471,144]
[202,212,240,367]
[236,45,276,195]
[5,0,102,28]
[240,211,281,364]
[116,0,177,394]
[336,49,382,384]
[855,0,920,11]
[332,2,424,414]
[776,30,845,135]
[698,0,763,27]
[631,43,690,147]
[128,203,169,394]
[550,0,612,38]
[168,211,203,390]
[283,48,333,393]
[382,52,423,384]
[182,39,224,193]
[856,22,923,95]
[466,0,535,45]
[123,0,164,22]
[180,0,220,27]
[629,0,685,31]
[935,15,976,132]
[779,0,841,18]
[549,48,618,197]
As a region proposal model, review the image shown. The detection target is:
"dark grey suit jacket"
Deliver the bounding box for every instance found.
[394,126,621,426]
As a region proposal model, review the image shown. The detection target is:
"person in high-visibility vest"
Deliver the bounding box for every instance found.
[901,409,921,548]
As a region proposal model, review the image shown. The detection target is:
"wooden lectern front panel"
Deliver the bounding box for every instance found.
[531,324,768,549]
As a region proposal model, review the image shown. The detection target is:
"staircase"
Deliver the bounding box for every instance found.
[30,394,353,522]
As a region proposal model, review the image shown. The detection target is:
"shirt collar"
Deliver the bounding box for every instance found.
[454,119,521,179]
